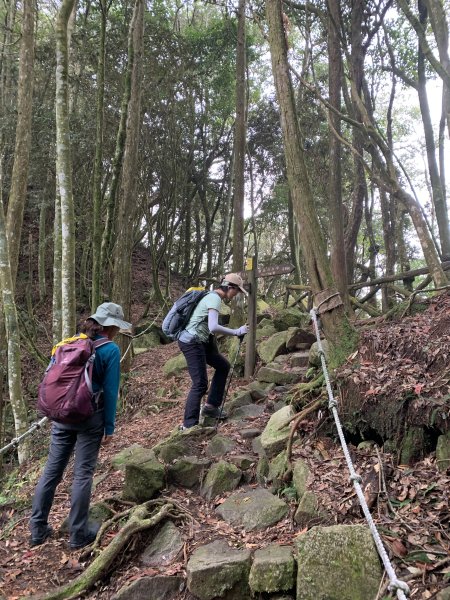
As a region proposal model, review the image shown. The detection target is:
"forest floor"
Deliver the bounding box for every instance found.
[0,262,449,599]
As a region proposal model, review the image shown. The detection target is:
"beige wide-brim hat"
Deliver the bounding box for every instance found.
[89,302,132,331]
[222,273,248,296]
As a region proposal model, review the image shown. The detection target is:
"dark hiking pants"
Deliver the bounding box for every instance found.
[29,410,104,547]
[179,336,230,427]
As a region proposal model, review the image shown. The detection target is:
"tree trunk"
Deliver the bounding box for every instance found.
[5,0,35,286]
[55,0,77,338]
[91,0,108,311]
[0,168,29,463]
[232,0,246,273]
[417,0,450,258]
[266,0,356,354]
[112,0,144,364]
[327,0,349,310]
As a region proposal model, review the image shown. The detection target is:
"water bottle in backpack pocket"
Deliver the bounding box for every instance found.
[162,289,209,341]
[37,334,111,424]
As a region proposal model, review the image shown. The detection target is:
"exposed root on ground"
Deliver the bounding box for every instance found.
[33,500,181,600]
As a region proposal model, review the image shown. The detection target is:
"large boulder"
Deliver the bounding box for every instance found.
[257,331,288,364]
[163,353,187,376]
[123,457,165,502]
[201,461,242,500]
[216,487,288,530]
[111,576,183,600]
[261,405,295,458]
[249,545,295,594]
[187,539,252,600]
[132,329,161,353]
[295,525,383,599]
[141,521,183,566]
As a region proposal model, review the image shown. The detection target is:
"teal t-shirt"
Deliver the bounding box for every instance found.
[184,292,222,342]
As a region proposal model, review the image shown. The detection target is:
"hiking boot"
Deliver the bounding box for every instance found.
[30,525,53,547]
[70,528,98,550]
[200,404,228,420]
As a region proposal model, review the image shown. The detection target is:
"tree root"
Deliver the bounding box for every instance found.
[34,501,176,600]
[290,374,324,408]
[284,397,326,482]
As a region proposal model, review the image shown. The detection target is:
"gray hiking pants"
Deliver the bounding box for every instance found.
[29,410,104,546]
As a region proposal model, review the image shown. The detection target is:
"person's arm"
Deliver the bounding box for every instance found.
[101,344,121,437]
[208,309,248,336]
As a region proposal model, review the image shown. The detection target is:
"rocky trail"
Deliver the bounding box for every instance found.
[0,296,449,600]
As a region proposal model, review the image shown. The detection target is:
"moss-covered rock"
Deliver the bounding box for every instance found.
[257,331,288,364]
[261,405,294,458]
[132,330,161,353]
[257,366,300,386]
[111,575,183,600]
[141,521,183,566]
[437,587,450,600]
[205,435,236,457]
[216,487,288,530]
[163,353,187,376]
[256,455,269,484]
[229,404,265,420]
[295,525,383,599]
[294,491,320,526]
[249,545,295,593]
[308,340,330,367]
[111,444,153,471]
[187,539,251,600]
[167,456,211,488]
[123,458,165,502]
[60,500,113,534]
[273,308,310,331]
[400,426,426,464]
[228,454,255,470]
[225,391,253,413]
[201,461,242,500]
[268,450,288,491]
[155,438,192,463]
[286,327,316,351]
[292,459,310,500]
[435,432,450,472]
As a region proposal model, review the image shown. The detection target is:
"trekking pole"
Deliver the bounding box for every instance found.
[215,334,245,430]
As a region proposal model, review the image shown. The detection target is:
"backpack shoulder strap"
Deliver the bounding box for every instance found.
[92,338,113,350]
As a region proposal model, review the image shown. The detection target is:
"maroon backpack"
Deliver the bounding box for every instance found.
[37,334,111,424]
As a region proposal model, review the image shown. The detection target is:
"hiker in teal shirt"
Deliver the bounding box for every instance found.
[29,303,131,550]
[178,274,248,429]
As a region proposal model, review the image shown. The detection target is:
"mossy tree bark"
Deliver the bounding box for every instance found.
[266,0,357,353]
[0,171,29,463]
[5,0,35,287]
[112,0,144,364]
[91,0,108,311]
[55,0,77,338]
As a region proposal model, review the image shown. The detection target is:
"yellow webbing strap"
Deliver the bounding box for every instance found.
[51,333,88,356]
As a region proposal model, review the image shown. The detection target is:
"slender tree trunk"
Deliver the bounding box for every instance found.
[112,0,144,364]
[0,165,29,463]
[232,0,246,273]
[52,187,63,344]
[266,0,356,353]
[327,0,349,310]
[417,0,450,258]
[56,0,77,337]
[6,0,35,286]
[38,195,47,302]
[91,0,108,310]
[380,189,396,310]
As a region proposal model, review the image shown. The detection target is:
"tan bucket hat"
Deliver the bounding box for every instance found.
[222,273,248,296]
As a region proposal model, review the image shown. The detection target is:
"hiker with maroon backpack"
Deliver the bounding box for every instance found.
[177,273,249,430]
[29,303,131,550]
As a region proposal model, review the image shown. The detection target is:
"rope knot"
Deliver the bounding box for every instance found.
[388,578,410,595]
[349,473,362,484]
[328,398,338,409]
